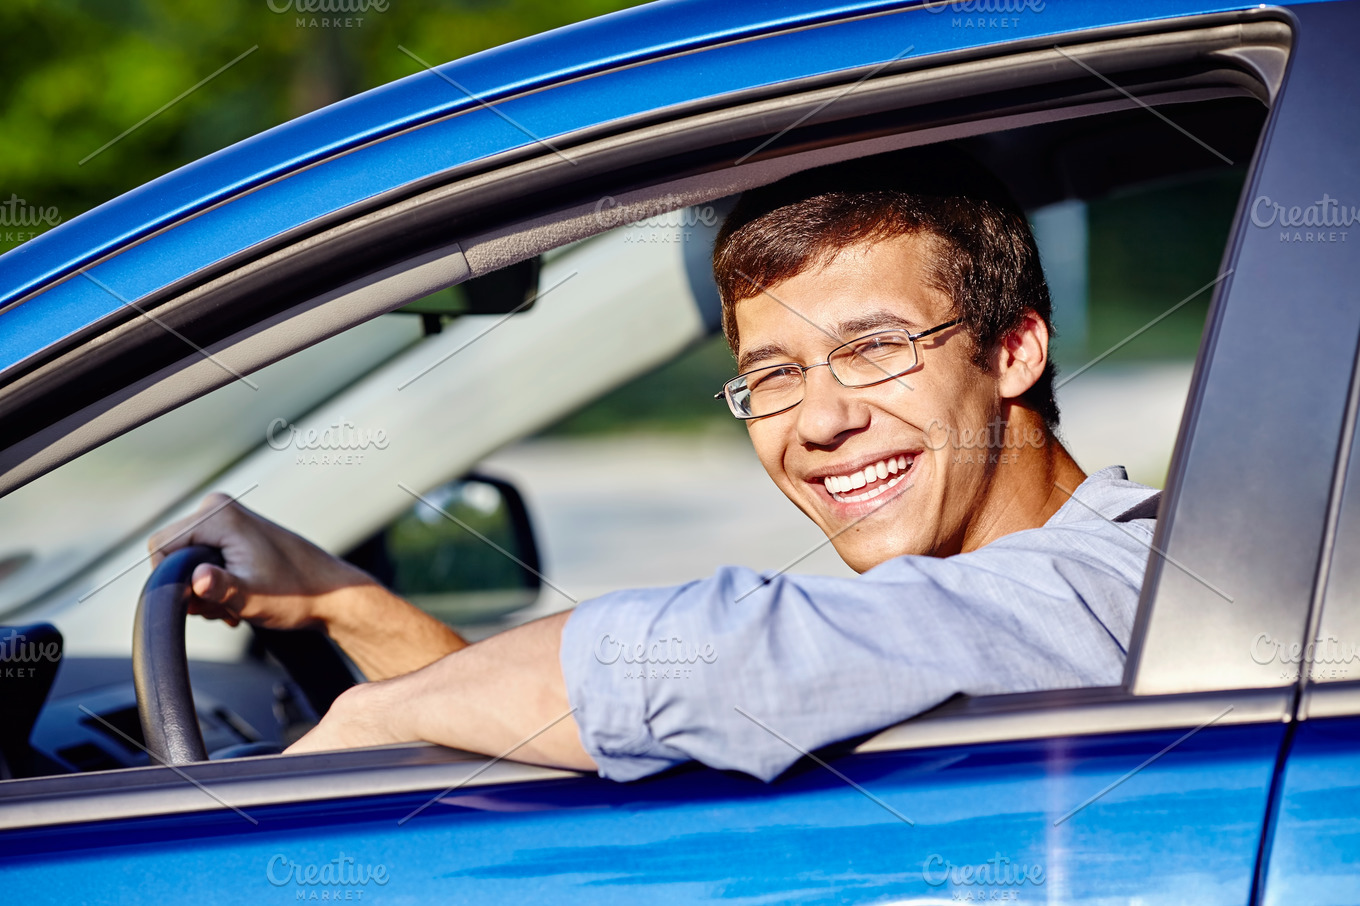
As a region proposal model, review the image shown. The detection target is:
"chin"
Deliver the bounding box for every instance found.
[835,535,925,573]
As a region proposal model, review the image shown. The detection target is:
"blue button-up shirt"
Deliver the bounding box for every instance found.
[560,465,1158,782]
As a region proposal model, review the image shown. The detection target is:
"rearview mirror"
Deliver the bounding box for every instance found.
[396,257,541,334]
[343,473,542,625]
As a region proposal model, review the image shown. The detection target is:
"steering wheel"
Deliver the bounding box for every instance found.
[133,545,357,765]
[132,545,221,765]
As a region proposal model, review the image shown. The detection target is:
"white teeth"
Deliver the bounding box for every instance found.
[834,472,907,503]
[821,455,917,499]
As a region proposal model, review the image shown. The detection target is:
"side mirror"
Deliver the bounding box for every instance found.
[343,473,542,625]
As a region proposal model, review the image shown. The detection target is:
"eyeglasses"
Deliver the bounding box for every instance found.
[715,319,961,419]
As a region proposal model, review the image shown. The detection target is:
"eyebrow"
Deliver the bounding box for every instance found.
[835,310,922,336]
[737,343,794,374]
[736,309,924,373]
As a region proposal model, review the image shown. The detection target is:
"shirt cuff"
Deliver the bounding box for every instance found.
[558,589,693,782]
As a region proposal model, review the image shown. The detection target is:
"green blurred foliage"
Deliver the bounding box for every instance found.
[0,0,646,253]
[544,332,745,437]
[1083,169,1245,362]
[387,487,528,593]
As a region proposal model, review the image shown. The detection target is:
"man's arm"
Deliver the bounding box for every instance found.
[312,581,469,682]
[285,610,597,771]
[151,486,1144,784]
[152,495,596,769]
[148,493,467,680]
[287,521,1138,779]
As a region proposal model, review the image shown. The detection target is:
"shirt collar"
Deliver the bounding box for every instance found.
[1046,465,1154,527]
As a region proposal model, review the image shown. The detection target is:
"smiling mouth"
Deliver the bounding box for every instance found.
[820,454,916,503]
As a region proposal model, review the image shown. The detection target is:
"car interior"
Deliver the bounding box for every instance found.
[0,15,1285,790]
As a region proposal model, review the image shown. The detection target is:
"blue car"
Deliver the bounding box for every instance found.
[1,0,1358,902]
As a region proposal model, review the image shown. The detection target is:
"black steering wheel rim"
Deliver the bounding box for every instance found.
[132,545,221,765]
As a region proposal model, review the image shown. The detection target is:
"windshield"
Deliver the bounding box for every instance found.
[0,315,421,619]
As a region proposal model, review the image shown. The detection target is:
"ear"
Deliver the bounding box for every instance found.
[994,310,1048,401]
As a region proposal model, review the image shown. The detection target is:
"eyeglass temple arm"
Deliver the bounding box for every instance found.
[910,318,962,341]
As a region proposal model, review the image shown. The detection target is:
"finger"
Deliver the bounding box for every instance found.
[186,598,240,628]
[147,514,200,558]
[191,563,242,607]
[147,492,237,560]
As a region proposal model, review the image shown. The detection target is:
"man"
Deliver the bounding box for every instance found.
[149,147,1158,782]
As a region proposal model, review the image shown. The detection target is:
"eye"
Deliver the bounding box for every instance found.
[747,365,803,393]
[848,334,910,359]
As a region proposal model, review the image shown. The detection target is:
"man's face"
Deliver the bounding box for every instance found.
[735,233,1003,571]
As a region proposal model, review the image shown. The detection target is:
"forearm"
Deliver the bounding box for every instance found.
[410,610,592,768]
[314,581,468,681]
[287,610,595,771]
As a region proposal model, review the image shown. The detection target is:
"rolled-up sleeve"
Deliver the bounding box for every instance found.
[559,509,1152,783]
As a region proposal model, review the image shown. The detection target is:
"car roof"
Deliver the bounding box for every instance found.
[0,0,1301,376]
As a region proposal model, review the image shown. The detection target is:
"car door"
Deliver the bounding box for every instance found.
[1261,421,1360,905]
[1255,1,1360,880]
[2,3,1351,904]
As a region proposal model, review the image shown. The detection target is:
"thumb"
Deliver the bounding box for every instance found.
[190,563,243,607]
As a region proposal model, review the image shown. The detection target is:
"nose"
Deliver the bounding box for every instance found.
[794,363,868,447]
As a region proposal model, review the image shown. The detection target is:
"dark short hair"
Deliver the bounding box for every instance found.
[712,146,1060,429]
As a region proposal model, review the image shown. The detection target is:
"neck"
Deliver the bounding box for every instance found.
[957,406,1087,554]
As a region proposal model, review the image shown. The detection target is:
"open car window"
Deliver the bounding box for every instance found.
[8,94,1268,769]
[0,10,1307,795]
[15,1,1360,899]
